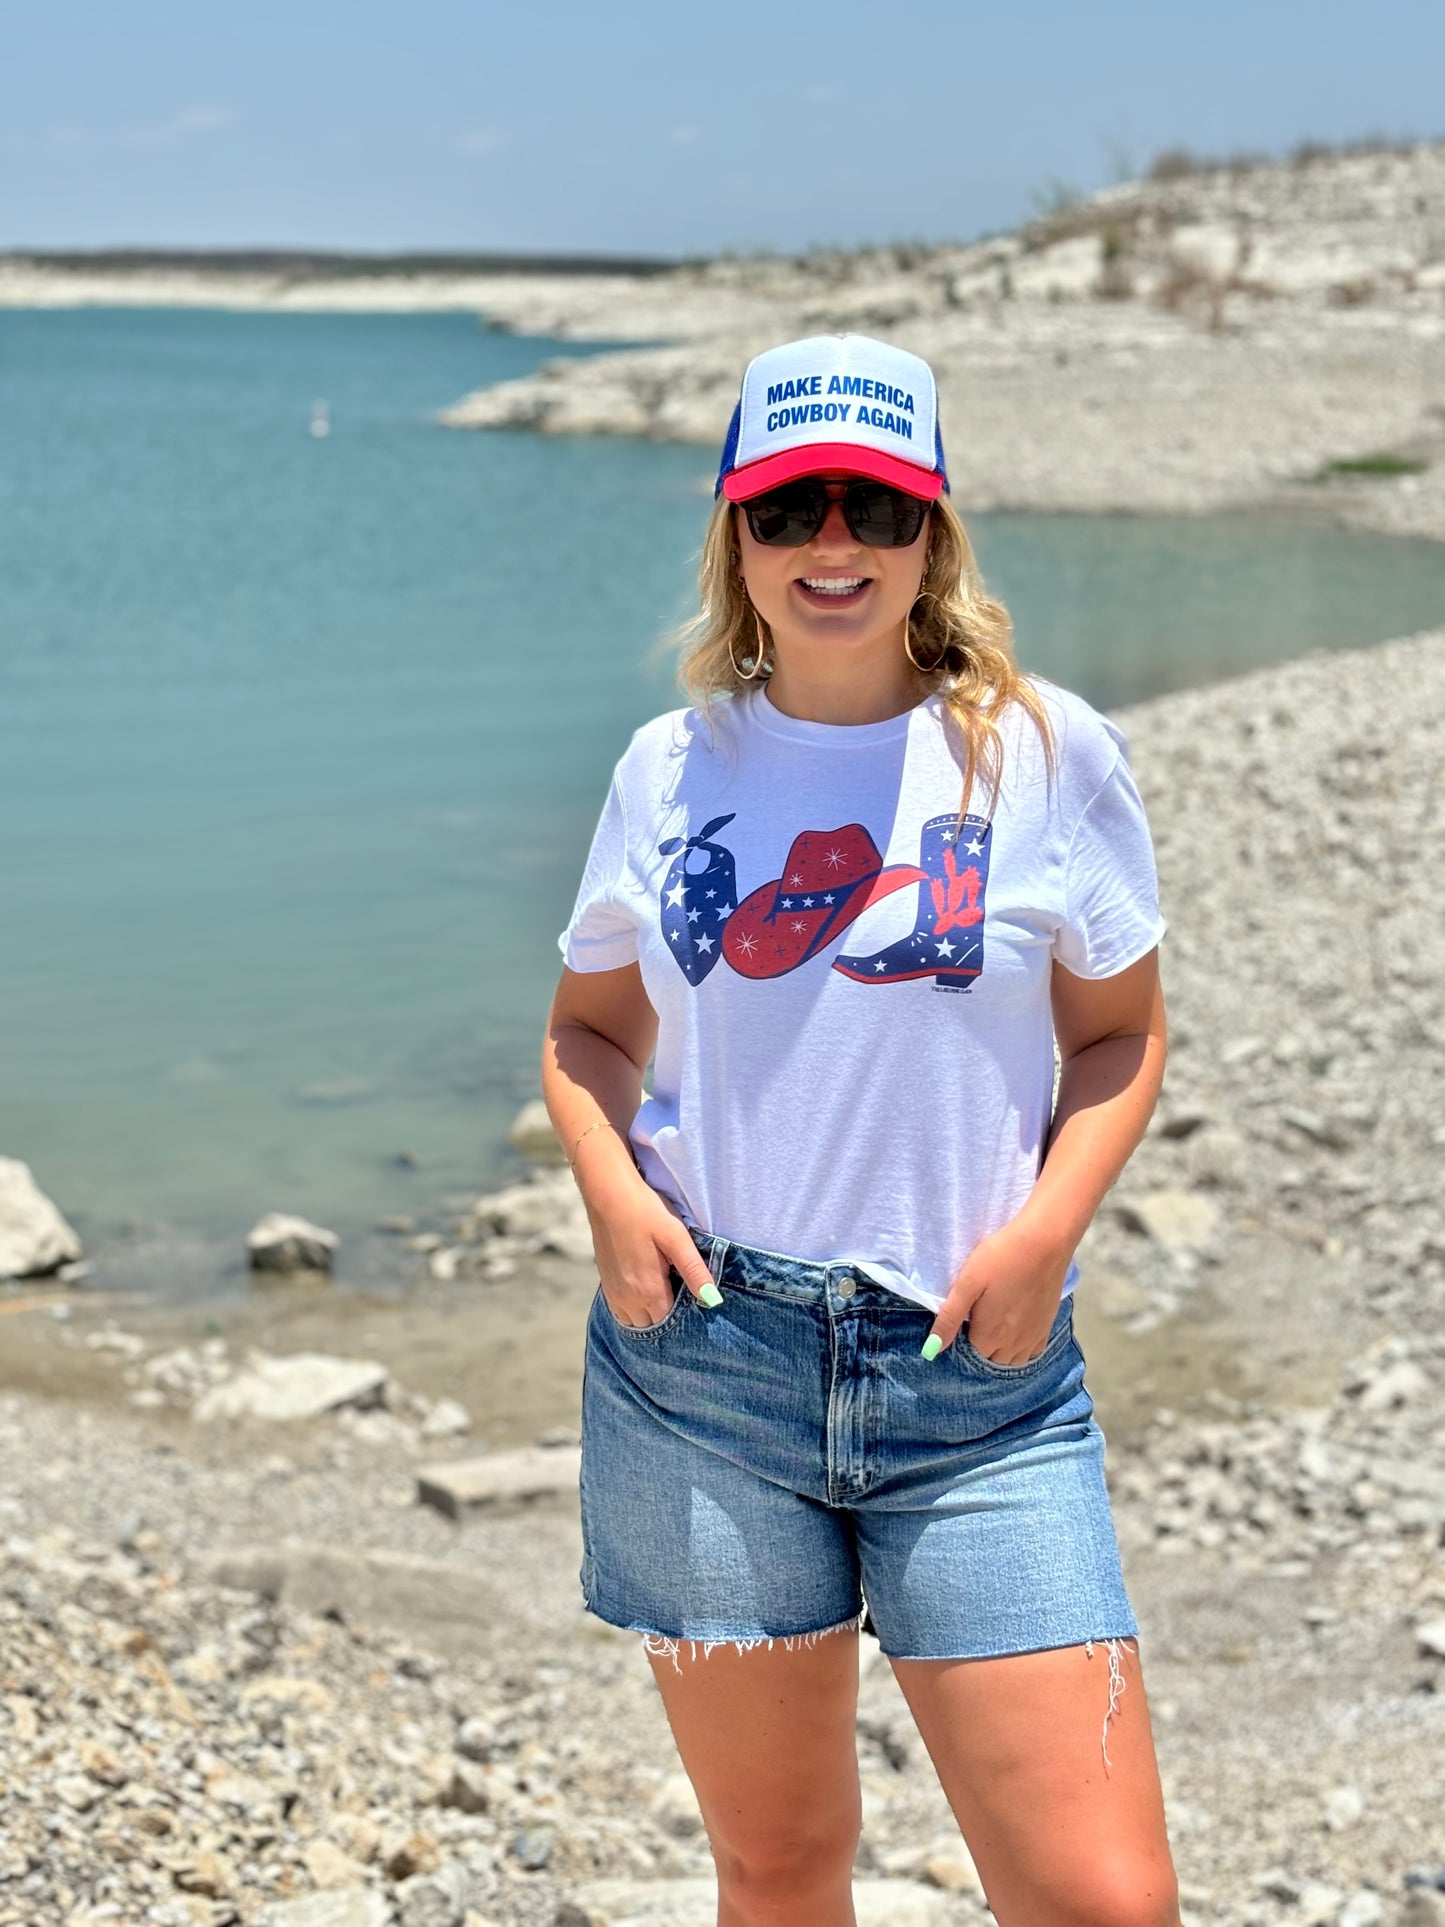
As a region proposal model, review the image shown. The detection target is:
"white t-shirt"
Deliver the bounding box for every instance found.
[556,675,1166,1314]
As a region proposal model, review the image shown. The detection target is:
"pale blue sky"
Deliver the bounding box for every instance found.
[4,0,1441,257]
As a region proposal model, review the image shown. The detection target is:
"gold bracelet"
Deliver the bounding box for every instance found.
[569,1119,606,1167]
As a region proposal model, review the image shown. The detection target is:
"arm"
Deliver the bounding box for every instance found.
[541,962,718,1325]
[1016,944,1168,1254]
[543,960,656,1197]
[923,945,1166,1362]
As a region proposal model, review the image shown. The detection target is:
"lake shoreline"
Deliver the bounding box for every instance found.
[8,140,1445,554]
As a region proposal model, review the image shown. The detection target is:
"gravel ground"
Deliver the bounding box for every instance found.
[2,626,1443,1926]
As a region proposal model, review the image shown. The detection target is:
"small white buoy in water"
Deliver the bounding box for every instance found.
[309,399,331,439]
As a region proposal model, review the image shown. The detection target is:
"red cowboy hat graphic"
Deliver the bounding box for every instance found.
[722,824,927,979]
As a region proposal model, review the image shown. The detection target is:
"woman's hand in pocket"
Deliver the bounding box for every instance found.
[921,1216,1072,1363]
[577,1158,720,1328]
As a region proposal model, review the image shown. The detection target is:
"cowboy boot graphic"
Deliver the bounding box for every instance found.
[833,812,991,986]
[658,813,739,985]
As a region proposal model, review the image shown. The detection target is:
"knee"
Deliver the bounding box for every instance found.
[1056,1863,1181,1927]
[710,1800,861,1906]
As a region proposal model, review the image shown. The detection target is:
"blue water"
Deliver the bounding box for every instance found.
[3,308,1444,1299]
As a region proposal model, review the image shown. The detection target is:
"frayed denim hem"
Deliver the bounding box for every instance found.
[634,1608,868,1674]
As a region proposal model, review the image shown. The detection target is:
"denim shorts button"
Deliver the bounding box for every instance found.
[837,1277,857,1298]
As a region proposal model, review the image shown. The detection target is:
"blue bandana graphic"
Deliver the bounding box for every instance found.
[658,814,737,985]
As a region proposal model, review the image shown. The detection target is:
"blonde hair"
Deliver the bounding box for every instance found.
[654,491,1060,826]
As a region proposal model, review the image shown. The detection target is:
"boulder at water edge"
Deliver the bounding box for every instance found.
[0,1155,83,1279]
[246,1211,339,1273]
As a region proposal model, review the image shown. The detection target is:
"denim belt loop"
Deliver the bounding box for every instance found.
[706,1234,731,1287]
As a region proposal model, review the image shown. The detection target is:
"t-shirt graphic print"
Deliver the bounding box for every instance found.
[558,676,1166,1315]
[665,812,991,989]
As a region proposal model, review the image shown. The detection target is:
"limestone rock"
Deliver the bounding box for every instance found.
[1355,1359,1430,1412]
[305,1838,373,1889]
[256,1893,393,1927]
[649,1771,704,1838]
[0,1155,82,1278]
[1322,1784,1364,1830]
[439,1758,491,1815]
[415,1447,582,1519]
[240,1672,336,1713]
[418,1397,472,1440]
[454,1716,495,1763]
[396,1861,468,1927]
[457,1167,584,1243]
[194,1544,508,1659]
[536,1217,601,1263]
[193,1353,390,1424]
[1113,1188,1221,1253]
[507,1097,567,1166]
[920,1843,986,1894]
[1337,1893,1384,1927]
[246,1211,340,1273]
[379,1828,439,1880]
[1167,221,1243,281]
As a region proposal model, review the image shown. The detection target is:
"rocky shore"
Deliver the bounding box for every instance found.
[3,619,1443,1925]
[433,140,1445,548]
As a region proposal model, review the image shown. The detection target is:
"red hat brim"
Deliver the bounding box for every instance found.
[721,442,945,504]
[723,863,926,979]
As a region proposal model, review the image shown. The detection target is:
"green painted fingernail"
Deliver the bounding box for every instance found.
[699,1282,724,1308]
[920,1333,943,1361]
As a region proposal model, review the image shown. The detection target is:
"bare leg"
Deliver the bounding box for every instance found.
[890,1636,1181,1927]
[645,1623,863,1927]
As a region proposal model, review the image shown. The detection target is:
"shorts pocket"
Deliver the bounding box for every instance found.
[955,1298,1076,1377]
[596,1268,692,1341]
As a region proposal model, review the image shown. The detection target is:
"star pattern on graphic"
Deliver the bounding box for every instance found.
[666,873,735,965]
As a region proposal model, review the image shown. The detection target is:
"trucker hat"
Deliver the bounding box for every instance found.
[714,333,948,503]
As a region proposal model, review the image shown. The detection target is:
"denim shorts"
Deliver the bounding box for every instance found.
[578,1225,1139,1666]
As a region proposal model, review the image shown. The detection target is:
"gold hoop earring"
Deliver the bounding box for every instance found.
[729,611,770,681]
[904,615,946,676]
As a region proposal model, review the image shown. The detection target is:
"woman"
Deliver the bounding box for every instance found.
[541,333,1180,1927]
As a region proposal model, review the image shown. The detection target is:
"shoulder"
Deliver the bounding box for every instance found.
[615,696,743,779]
[1009,672,1130,796]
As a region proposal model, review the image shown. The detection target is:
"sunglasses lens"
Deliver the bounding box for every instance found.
[743,479,929,547]
[744,484,826,546]
[845,482,929,547]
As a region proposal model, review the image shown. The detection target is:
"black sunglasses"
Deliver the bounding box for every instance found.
[741,477,930,549]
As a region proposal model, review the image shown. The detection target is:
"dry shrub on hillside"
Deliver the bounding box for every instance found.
[1154,260,1230,332]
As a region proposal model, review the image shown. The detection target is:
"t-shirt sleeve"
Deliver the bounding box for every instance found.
[556,769,641,972]
[1053,747,1167,979]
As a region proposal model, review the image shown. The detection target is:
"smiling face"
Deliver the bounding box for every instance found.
[735,470,933,667]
